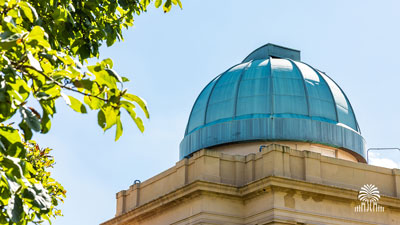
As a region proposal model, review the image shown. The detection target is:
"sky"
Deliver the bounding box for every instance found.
[33,1,400,224]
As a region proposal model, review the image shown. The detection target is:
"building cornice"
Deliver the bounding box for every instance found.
[103,145,400,225]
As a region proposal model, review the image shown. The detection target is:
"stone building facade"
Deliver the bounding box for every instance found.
[102,145,400,225]
[101,44,400,224]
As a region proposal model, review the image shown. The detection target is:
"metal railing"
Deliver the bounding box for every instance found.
[367,148,400,164]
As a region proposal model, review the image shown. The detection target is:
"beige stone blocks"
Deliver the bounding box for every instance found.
[104,145,400,225]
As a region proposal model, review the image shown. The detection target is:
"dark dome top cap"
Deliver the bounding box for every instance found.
[180,43,366,161]
[242,43,301,62]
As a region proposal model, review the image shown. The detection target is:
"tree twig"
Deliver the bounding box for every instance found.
[21,65,108,102]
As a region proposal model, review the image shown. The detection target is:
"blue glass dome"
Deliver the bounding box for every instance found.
[180,44,366,161]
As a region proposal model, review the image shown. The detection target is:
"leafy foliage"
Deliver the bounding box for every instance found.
[0,126,65,224]
[0,0,181,223]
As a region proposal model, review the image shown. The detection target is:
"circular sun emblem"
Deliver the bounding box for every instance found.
[358,184,380,202]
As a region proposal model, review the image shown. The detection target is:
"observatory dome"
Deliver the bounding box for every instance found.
[180,44,365,162]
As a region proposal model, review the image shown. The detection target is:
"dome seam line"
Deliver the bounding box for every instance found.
[185,74,221,135]
[318,70,360,133]
[288,59,311,117]
[302,62,340,124]
[233,61,252,118]
[203,64,239,125]
[269,57,274,115]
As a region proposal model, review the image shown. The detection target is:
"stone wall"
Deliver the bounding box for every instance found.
[103,144,400,225]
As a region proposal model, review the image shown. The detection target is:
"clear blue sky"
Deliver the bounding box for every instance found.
[35,1,400,224]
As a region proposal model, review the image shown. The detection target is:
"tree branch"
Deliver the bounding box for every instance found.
[21,65,108,102]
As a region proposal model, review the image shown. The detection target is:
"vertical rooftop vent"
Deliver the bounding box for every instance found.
[242,43,301,63]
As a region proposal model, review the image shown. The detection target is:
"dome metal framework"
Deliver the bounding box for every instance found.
[180,44,366,161]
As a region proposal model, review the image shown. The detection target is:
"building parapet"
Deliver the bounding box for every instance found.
[114,144,400,217]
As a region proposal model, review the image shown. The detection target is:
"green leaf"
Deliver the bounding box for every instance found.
[78,44,91,59]
[40,99,56,116]
[0,101,13,122]
[155,0,162,8]
[7,77,31,103]
[101,105,118,131]
[69,96,87,114]
[31,70,46,87]
[7,142,26,158]
[105,68,123,84]
[171,0,182,8]
[26,26,50,49]
[41,112,51,134]
[1,172,20,194]
[61,93,87,114]
[88,65,118,89]
[19,1,38,23]
[84,96,104,110]
[0,32,23,50]
[102,58,113,68]
[18,121,33,140]
[23,162,36,177]
[27,52,42,72]
[122,93,149,118]
[39,84,61,99]
[176,0,182,8]
[20,107,41,132]
[67,66,82,79]
[2,156,23,179]
[52,7,68,23]
[7,194,23,223]
[2,16,17,32]
[35,92,51,101]
[118,0,128,8]
[121,101,144,132]
[97,110,106,129]
[74,79,94,91]
[0,126,22,149]
[115,115,123,141]
[24,183,51,211]
[163,0,172,12]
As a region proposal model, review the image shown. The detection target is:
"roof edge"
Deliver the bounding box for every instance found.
[242,43,301,63]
